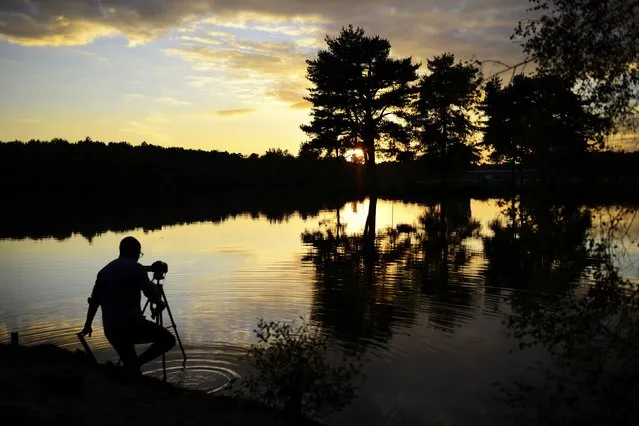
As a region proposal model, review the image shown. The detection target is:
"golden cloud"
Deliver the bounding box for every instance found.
[179,36,223,45]
[165,34,310,108]
[290,100,312,109]
[214,108,257,117]
[266,84,310,108]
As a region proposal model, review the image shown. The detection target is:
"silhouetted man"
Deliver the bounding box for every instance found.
[80,236,175,374]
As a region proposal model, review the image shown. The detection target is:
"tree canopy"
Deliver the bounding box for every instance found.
[412,53,482,177]
[514,0,639,126]
[481,74,610,176]
[301,25,419,175]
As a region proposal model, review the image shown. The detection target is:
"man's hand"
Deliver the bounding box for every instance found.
[80,324,93,337]
[151,300,166,319]
[155,300,166,312]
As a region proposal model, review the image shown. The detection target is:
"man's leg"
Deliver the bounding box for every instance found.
[132,319,176,367]
[105,329,140,374]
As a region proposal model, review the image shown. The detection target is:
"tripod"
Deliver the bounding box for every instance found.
[141,275,187,382]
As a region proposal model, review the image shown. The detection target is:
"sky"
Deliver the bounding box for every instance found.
[0,0,554,155]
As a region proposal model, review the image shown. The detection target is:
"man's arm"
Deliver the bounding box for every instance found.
[81,298,99,336]
[81,280,101,336]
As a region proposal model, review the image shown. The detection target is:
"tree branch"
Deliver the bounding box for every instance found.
[478,58,537,82]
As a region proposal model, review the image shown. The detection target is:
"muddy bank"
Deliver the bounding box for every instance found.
[0,343,321,426]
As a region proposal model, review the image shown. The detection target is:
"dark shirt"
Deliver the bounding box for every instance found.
[90,257,160,331]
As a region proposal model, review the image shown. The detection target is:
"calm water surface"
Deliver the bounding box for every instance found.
[1,197,637,425]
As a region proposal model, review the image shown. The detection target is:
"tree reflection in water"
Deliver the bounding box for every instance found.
[301,196,482,345]
[482,196,593,320]
[301,196,415,345]
[302,195,639,423]
[496,202,639,425]
[409,198,481,332]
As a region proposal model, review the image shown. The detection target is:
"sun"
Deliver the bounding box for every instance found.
[345,148,365,163]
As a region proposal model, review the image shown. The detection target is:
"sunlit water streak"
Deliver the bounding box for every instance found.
[1,198,637,425]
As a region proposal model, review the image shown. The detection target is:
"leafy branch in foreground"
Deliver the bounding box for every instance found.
[237,318,361,419]
[514,0,639,128]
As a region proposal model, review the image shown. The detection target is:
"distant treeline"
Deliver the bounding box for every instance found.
[1,139,638,202]
[0,138,366,200]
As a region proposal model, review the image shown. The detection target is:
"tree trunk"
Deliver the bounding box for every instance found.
[441,201,449,283]
[363,195,377,286]
[441,151,448,184]
[440,111,448,184]
[364,136,377,191]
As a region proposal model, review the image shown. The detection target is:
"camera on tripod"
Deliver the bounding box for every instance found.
[145,261,168,280]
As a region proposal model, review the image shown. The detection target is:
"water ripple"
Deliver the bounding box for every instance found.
[142,345,244,393]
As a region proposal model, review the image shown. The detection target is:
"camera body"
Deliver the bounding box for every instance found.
[145,261,168,280]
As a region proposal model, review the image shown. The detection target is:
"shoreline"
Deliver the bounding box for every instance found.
[0,343,321,426]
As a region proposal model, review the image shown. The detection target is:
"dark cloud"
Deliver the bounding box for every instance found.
[0,0,532,64]
[0,0,203,45]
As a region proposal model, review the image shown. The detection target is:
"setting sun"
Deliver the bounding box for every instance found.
[345,148,365,163]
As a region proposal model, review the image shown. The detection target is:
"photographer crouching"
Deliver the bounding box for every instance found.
[80,236,175,375]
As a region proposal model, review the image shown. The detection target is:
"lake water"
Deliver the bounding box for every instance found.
[1,197,637,425]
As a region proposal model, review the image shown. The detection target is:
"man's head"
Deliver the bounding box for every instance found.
[119,236,142,260]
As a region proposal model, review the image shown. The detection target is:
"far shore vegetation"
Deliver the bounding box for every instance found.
[1,136,637,197]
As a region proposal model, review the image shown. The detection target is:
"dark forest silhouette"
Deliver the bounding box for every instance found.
[1,138,637,199]
[0,138,364,197]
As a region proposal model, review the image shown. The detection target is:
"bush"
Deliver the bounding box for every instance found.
[238,318,360,419]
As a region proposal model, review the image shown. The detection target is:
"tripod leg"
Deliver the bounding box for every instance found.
[160,289,187,367]
[155,311,167,382]
[141,298,150,317]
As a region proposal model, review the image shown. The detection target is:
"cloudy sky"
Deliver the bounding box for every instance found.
[0,0,534,155]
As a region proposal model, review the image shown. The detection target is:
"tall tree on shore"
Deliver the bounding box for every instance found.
[411,53,482,181]
[481,75,531,180]
[514,0,639,129]
[301,26,420,184]
[481,74,610,183]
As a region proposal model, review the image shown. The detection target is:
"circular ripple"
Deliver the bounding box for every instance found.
[143,355,241,394]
